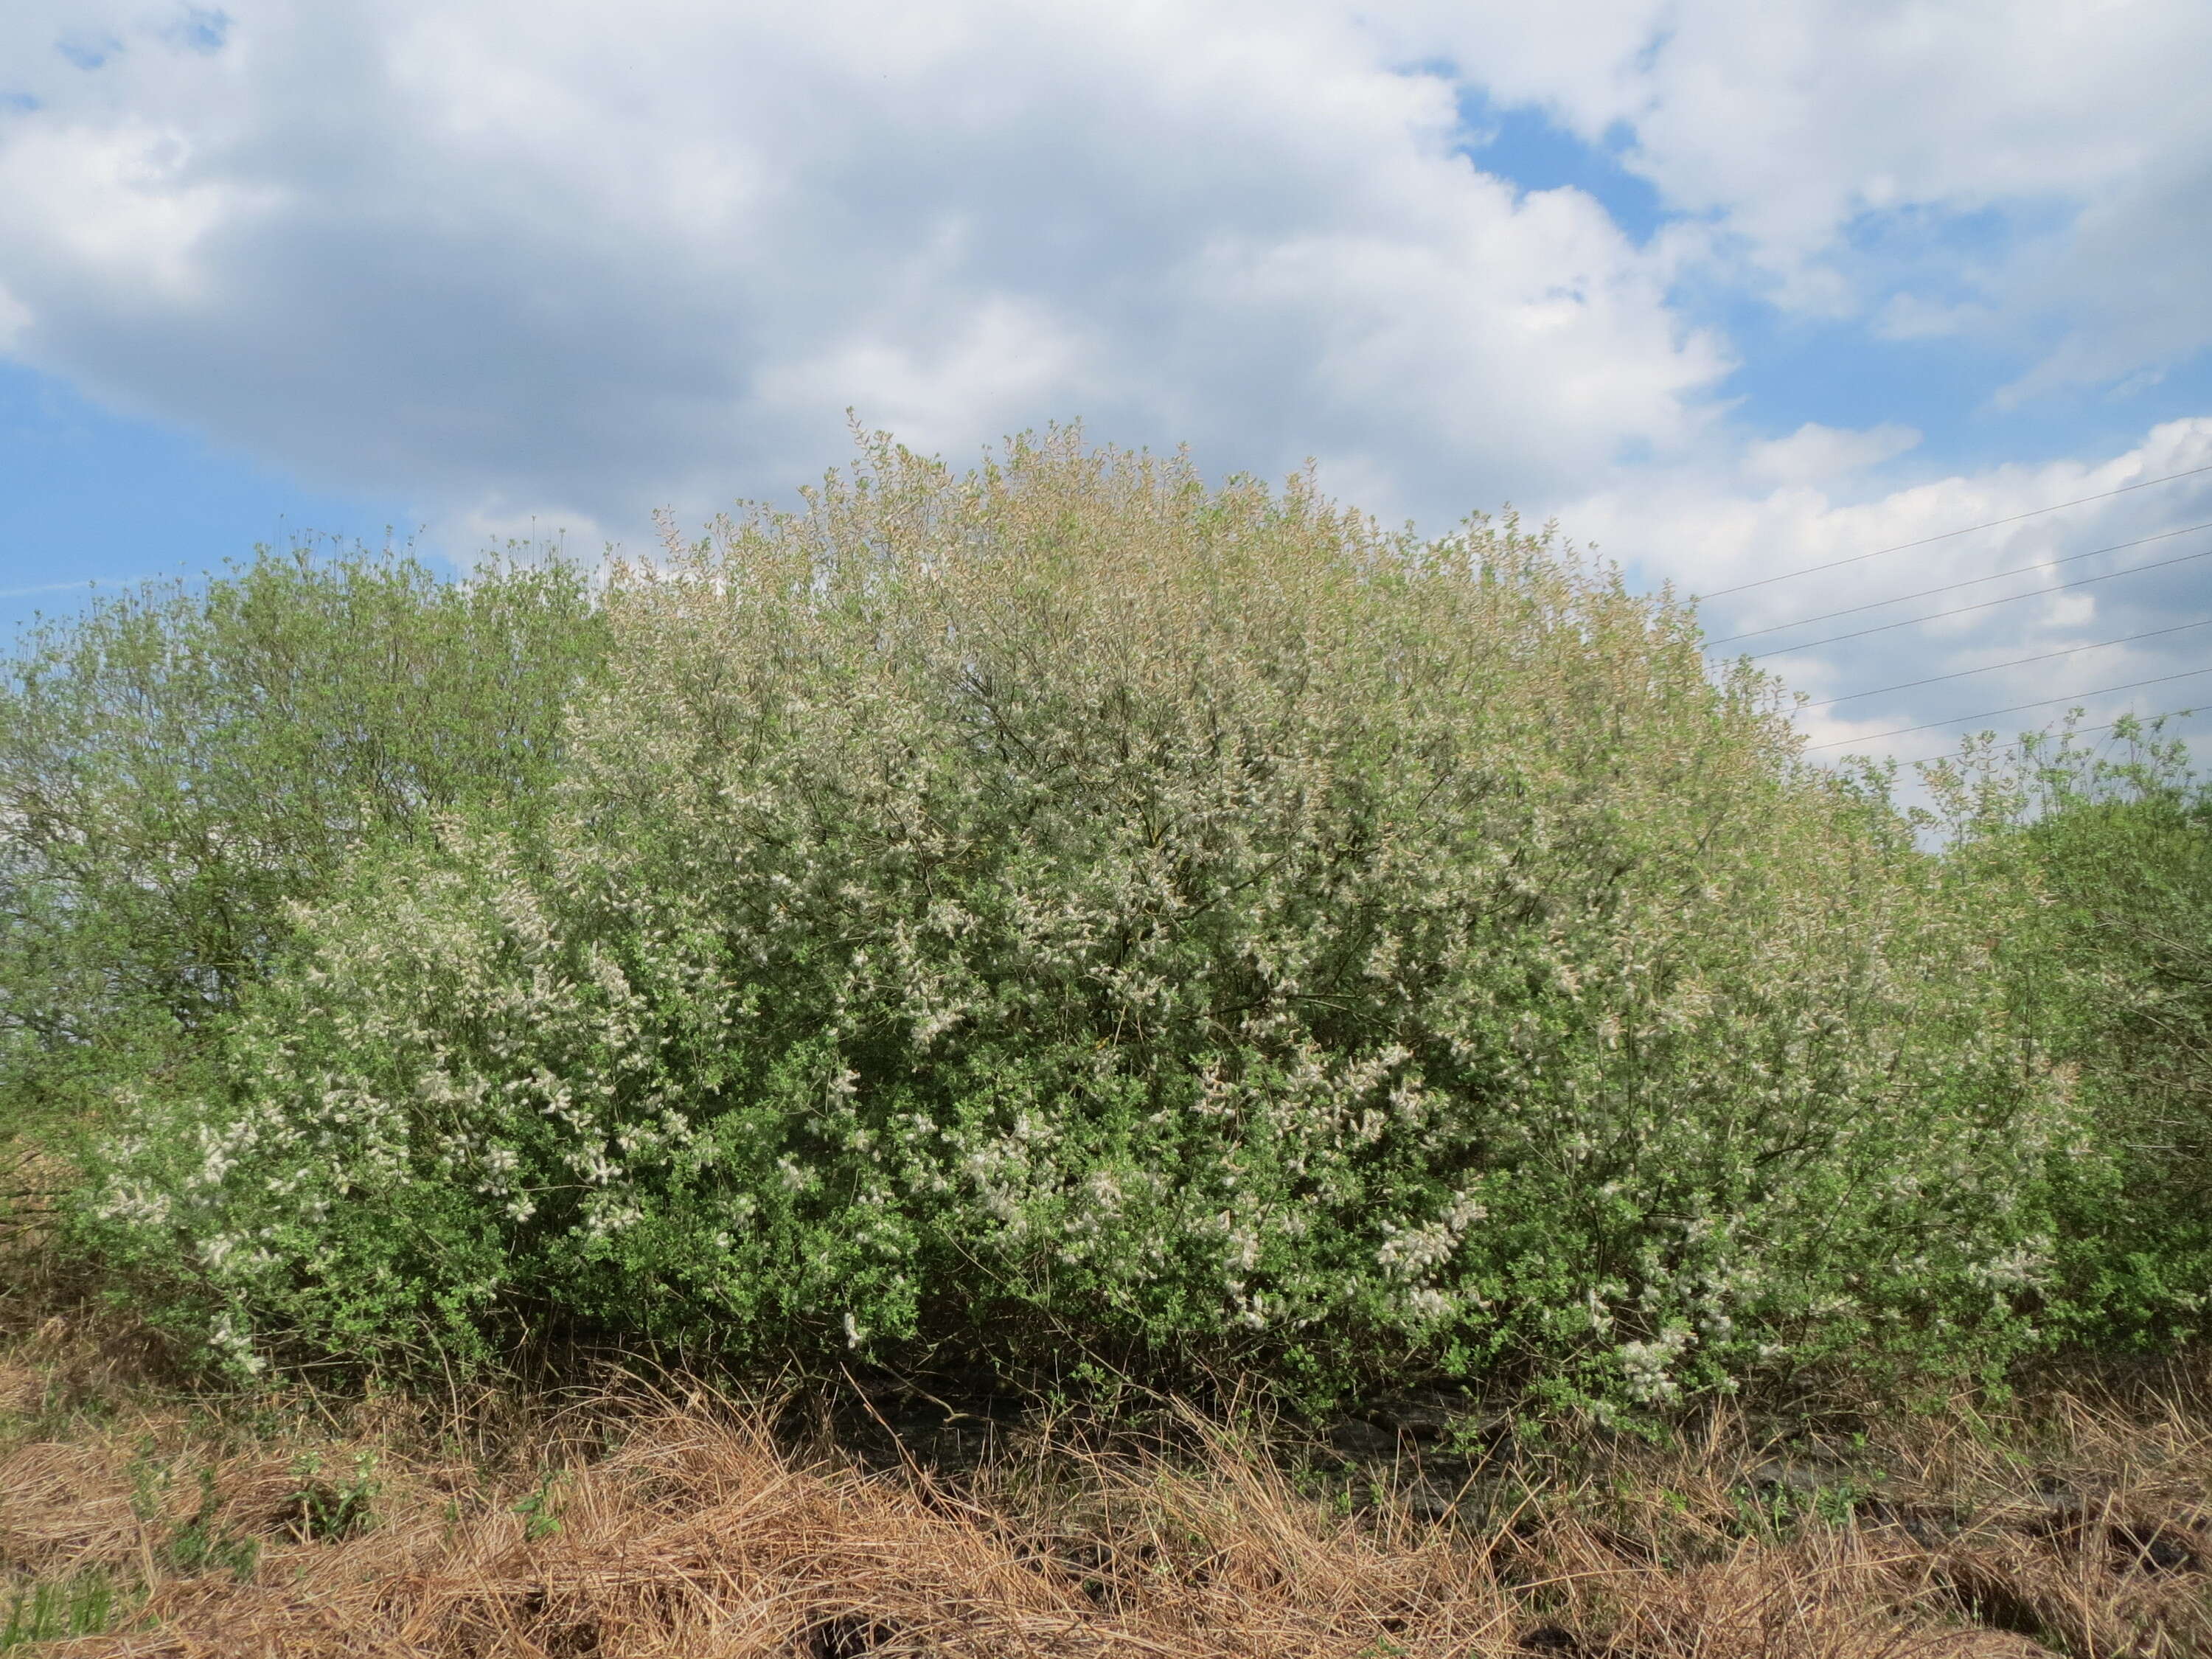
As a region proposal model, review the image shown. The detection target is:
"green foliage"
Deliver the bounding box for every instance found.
[0,545,607,1152]
[164,1468,262,1582]
[75,431,2077,1406]
[512,1471,566,1542]
[125,1442,260,1581]
[0,1569,118,1649]
[285,1450,382,1543]
[1927,717,2212,1346]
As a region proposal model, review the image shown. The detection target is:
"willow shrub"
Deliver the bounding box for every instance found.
[84,433,2076,1406]
[0,547,606,1150]
[1927,723,2212,1349]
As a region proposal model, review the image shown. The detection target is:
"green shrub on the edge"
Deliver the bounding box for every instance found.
[0,545,608,1157]
[1927,720,2212,1351]
[79,430,2078,1410]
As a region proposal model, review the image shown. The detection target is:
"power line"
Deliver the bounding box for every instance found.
[1705,518,2212,647]
[1803,665,2212,751]
[1698,459,2212,600]
[1797,616,2212,712]
[1745,542,2212,661]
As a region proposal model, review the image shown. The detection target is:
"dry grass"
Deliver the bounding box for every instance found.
[0,1230,2205,1659]
[3,1309,2209,1659]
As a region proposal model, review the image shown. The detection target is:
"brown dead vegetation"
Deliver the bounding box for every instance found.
[2,1304,2208,1659]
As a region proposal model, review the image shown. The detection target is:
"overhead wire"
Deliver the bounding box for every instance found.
[1741,542,2212,661]
[1802,665,2212,751]
[1697,459,2212,599]
[1654,451,2212,765]
[1704,518,2212,647]
[1796,616,2212,711]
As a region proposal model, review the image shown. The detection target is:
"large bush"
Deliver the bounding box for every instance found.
[82,434,2076,1404]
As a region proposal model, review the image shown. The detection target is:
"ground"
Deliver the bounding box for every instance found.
[3,1253,2208,1658]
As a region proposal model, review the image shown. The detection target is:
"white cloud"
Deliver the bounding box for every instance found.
[1393,0,2212,393]
[1565,417,2212,765]
[0,282,29,352]
[4,0,2205,521]
[0,0,1725,544]
[1742,422,1921,488]
[0,118,274,309]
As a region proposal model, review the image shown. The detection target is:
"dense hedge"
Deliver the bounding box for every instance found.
[60,434,2087,1407]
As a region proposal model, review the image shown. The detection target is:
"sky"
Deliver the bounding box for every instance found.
[2,0,2210,777]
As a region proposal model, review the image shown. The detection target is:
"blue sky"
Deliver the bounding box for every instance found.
[4,0,2210,771]
[0,361,404,633]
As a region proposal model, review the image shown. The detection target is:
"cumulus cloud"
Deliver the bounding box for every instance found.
[0,0,1725,543]
[1393,0,2212,394]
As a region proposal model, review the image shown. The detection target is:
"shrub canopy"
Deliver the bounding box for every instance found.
[1928,725,2212,1349]
[76,434,2076,1404]
[0,549,605,1150]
